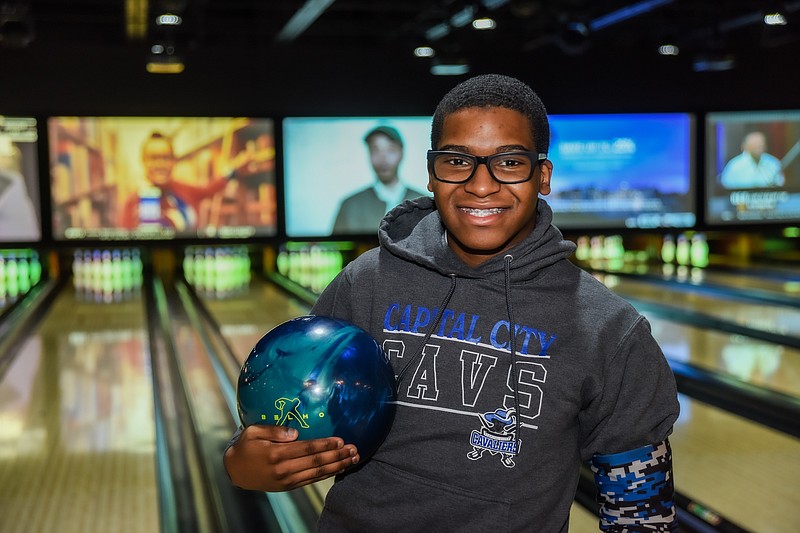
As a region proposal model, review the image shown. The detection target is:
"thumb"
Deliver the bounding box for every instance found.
[256,425,299,442]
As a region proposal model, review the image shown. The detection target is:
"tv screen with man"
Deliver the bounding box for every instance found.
[283,116,433,238]
[0,116,41,243]
[705,110,800,225]
[48,116,277,240]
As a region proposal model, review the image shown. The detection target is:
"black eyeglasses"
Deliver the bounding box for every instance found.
[427,150,548,184]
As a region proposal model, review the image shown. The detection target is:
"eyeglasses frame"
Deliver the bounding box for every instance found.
[427,150,549,184]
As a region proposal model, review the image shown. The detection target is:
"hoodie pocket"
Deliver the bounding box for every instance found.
[318,459,511,533]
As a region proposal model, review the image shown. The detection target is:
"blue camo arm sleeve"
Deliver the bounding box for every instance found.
[590,440,677,531]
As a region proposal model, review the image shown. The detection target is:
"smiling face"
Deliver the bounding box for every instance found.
[428,106,552,268]
[142,136,176,186]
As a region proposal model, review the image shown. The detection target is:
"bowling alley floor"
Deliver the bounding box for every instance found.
[3,263,800,532]
[0,288,159,533]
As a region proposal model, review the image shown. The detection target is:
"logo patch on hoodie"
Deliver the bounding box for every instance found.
[467,407,520,468]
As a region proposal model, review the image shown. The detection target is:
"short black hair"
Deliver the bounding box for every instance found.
[430,74,549,155]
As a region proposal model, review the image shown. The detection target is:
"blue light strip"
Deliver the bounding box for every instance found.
[589,0,675,32]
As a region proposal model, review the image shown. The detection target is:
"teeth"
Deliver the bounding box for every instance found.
[462,208,504,217]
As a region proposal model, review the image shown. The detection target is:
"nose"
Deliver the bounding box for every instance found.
[463,161,501,197]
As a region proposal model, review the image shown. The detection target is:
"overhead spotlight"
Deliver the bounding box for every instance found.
[414,46,435,58]
[472,17,496,30]
[658,43,679,55]
[156,13,182,26]
[764,12,787,25]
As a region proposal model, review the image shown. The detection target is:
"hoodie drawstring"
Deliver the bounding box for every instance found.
[503,254,522,458]
[397,274,458,384]
[396,264,521,459]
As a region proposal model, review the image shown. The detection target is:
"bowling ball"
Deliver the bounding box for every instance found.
[237,315,397,461]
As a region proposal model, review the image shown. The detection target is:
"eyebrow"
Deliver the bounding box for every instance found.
[437,144,532,153]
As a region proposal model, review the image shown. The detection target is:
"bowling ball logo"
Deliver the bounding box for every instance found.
[237,315,397,461]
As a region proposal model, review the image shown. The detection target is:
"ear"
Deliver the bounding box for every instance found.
[427,171,434,192]
[538,160,552,196]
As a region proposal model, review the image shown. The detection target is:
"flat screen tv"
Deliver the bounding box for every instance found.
[545,113,696,230]
[705,110,800,225]
[48,116,276,240]
[283,116,433,238]
[0,116,41,243]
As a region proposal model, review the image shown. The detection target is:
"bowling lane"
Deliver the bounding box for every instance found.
[670,394,800,533]
[587,273,800,398]
[692,267,800,297]
[198,276,312,365]
[589,260,800,304]
[0,286,159,533]
[594,271,800,343]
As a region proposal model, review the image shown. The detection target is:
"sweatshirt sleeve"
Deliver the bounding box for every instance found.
[578,316,679,459]
[578,316,680,530]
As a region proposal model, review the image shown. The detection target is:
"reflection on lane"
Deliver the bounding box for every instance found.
[200,277,311,365]
[649,315,800,398]
[597,272,800,341]
[672,393,800,533]
[0,289,159,533]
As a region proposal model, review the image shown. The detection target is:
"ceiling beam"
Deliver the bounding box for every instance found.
[276,0,336,43]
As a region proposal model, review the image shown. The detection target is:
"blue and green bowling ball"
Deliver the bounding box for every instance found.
[237,315,397,461]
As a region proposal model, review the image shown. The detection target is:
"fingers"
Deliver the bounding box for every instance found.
[274,445,360,490]
[224,425,361,492]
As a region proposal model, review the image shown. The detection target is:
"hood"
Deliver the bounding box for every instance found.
[378,196,576,283]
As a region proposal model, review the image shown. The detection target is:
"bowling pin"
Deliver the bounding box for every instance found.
[675,233,690,266]
[660,235,676,264]
[575,236,590,262]
[690,233,709,268]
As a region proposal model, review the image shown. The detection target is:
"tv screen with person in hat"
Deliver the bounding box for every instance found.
[283,117,433,238]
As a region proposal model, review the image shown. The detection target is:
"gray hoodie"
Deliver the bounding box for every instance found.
[312,196,679,532]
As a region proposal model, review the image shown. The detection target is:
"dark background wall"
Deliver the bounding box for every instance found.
[1,34,797,118]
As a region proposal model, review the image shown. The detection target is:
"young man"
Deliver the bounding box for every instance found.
[225,74,680,531]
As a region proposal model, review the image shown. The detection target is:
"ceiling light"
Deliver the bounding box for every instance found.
[764,12,788,25]
[450,6,476,28]
[425,21,450,41]
[147,41,183,73]
[472,17,496,30]
[430,59,470,76]
[276,0,336,43]
[658,44,679,55]
[414,46,435,58]
[125,0,148,39]
[156,13,182,26]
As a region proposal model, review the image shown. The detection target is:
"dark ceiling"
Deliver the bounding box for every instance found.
[4,1,798,66]
[0,0,798,115]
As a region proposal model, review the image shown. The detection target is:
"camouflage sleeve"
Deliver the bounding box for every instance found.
[590,439,677,531]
